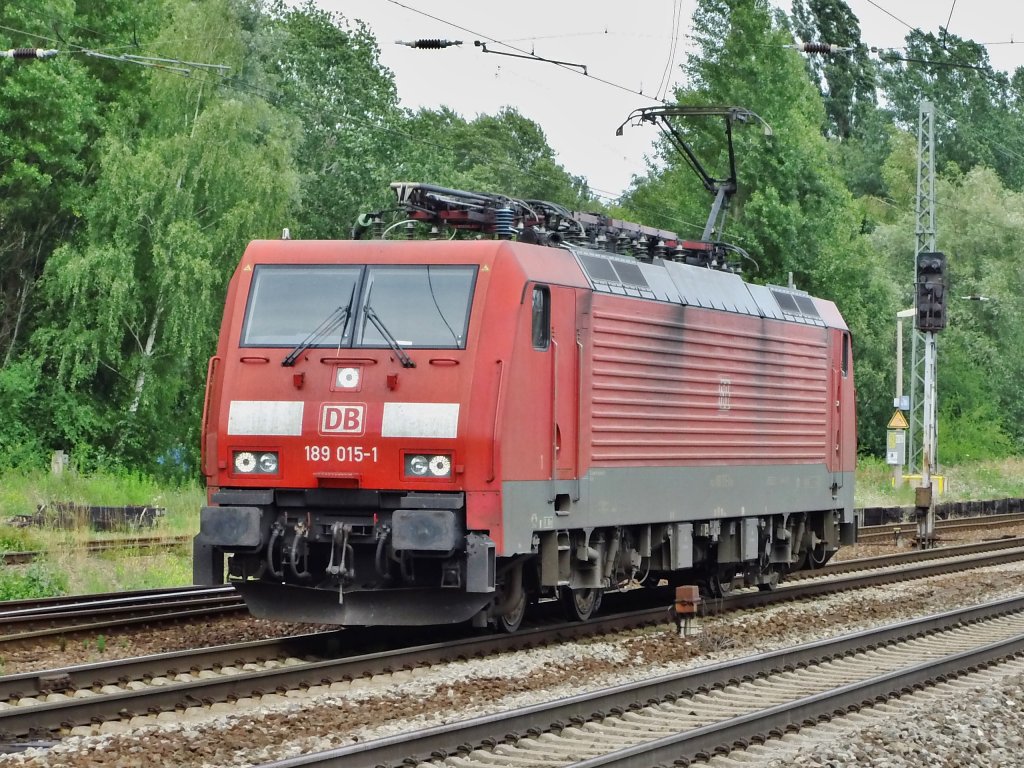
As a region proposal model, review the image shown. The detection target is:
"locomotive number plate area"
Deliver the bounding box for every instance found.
[304,445,379,463]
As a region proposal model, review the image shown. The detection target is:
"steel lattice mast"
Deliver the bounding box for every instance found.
[909,102,935,475]
[912,101,939,548]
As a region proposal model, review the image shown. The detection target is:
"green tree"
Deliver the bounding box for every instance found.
[265,1,403,238]
[398,107,592,207]
[0,0,165,367]
[624,0,897,451]
[788,0,895,199]
[29,0,300,473]
[880,29,1024,191]
[0,4,93,366]
[790,0,877,139]
[869,159,1024,456]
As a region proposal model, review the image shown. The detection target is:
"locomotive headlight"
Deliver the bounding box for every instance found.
[233,450,279,475]
[258,452,279,473]
[407,455,429,476]
[234,451,257,473]
[404,453,452,479]
[335,367,360,389]
[428,455,452,477]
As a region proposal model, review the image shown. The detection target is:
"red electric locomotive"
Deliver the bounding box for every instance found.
[194,109,856,629]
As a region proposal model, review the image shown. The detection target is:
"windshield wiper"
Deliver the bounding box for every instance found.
[364,305,416,368]
[282,297,353,367]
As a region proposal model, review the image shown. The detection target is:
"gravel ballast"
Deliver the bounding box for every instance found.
[3,555,1024,766]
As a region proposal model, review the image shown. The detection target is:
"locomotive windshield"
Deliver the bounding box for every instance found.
[242,265,361,347]
[241,264,476,350]
[356,265,475,348]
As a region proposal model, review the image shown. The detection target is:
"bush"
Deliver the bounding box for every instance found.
[0,561,69,600]
[0,525,43,553]
[939,404,1015,464]
[0,361,48,469]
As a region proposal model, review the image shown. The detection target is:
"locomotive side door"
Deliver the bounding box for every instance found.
[545,285,579,482]
[830,330,851,494]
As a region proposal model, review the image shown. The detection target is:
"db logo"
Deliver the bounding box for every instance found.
[320,403,366,435]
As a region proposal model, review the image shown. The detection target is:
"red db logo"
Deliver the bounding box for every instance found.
[320,404,365,435]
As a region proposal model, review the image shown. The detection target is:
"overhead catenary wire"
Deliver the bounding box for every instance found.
[861,0,916,32]
[0,47,58,59]
[382,0,670,105]
[0,14,711,238]
[655,0,683,102]
[941,0,958,48]
[9,5,1020,246]
[473,41,588,74]
[0,23,227,77]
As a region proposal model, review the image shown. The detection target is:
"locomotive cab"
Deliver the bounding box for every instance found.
[195,239,568,627]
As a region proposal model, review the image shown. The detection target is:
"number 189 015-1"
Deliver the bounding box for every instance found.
[304,445,378,462]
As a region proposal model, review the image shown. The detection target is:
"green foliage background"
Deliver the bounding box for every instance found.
[2,0,1022,477]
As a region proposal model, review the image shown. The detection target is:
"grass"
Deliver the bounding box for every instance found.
[2,457,1024,601]
[853,455,1024,508]
[0,469,202,599]
[0,468,202,536]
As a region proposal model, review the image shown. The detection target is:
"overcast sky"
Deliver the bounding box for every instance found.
[328,1,1023,201]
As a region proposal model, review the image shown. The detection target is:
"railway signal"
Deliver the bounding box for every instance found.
[915,251,947,333]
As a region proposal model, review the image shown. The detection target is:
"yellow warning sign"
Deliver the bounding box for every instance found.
[887,410,909,430]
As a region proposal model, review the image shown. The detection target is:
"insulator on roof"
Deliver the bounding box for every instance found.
[494,207,516,240]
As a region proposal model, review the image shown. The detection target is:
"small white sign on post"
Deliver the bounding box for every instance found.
[886,429,906,466]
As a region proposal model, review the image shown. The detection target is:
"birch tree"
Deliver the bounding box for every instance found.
[32,0,300,472]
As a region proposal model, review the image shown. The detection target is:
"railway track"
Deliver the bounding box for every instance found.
[2,540,1023,742]
[261,594,1024,768]
[0,535,192,567]
[2,533,1022,646]
[856,511,1024,544]
[0,586,245,645]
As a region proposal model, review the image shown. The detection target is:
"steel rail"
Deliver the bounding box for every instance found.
[2,544,1023,738]
[0,631,342,702]
[857,511,1024,543]
[0,585,236,616]
[0,536,1019,647]
[1,536,192,567]
[566,632,1024,768]
[256,594,1024,768]
[790,534,1024,579]
[0,587,244,645]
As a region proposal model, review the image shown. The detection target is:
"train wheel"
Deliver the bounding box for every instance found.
[757,567,781,591]
[561,587,602,622]
[701,567,736,599]
[496,590,527,633]
[788,549,809,573]
[807,543,832,569]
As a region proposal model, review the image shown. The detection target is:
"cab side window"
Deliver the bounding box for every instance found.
[532,286,550,349]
